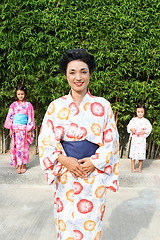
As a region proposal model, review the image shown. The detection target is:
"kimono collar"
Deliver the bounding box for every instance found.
[136,116,144,120]
[17,100,26,105]
[67,89,93,105]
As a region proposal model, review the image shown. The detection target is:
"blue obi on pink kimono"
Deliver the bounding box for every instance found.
[13,113,28,125]
[61,140,99,159]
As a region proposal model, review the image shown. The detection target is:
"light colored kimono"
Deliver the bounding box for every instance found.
[4,101,35,166]
[38,90,119,240]
[127,117,152,160]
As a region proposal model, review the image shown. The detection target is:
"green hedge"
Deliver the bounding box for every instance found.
[0,0,159,156]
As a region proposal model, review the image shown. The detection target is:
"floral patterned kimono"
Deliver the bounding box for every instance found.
[4,101,35,167]
[38,90,119,240]
[127,117,152,160]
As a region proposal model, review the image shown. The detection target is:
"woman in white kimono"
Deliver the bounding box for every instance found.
[38,49,119,240]
[127,103,152,173]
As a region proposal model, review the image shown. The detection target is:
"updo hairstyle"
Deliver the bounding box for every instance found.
[59,49,96,75]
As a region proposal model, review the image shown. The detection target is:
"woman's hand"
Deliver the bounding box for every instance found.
[57,154,88,179]
[28,131,32,138]
[79,157,96,177]
[9,129,13,138]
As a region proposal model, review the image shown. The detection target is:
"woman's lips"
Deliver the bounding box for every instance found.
[74,82,84,87]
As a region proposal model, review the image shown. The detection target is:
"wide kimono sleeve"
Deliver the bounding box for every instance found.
[26,103,35,132]
[38,101,65,184]
[143,119,152,138]
[26,102,35,144]
[4,103,14,130]
[127,118,135,135]
[90,102,119,192]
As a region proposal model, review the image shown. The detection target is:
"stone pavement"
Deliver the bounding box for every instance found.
[0,154,160,240]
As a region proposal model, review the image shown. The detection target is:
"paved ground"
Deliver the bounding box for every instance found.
[0,154,160,240]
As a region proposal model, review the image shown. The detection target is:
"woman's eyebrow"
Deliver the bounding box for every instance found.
[69,67,88,71]
[81,68,87,70]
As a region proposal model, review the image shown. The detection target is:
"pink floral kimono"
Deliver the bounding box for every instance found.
[38,90,119,240]
[4,101,35,167]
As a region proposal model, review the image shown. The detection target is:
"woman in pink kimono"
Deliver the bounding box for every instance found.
[38,49,119,240]
[4,85,35,174]
[127,103,152,173]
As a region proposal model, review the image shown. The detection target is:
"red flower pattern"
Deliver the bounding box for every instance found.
[90,102,104,117]
[55,126,64,141]
[91,153,99,160]
[66,123,78,138]
[107,180,118,192]
[73,230,84,240]
[113,180,118,190]
[104,165,112,175]
[77,199,93,214]
[56,197,64,212]
[52,164,62,176]
[73,182,83,195]
[47,119,54,132]
[77,127,87,140]
[97,169,104,174]
[103,129,113,143]
[43,157,52,169]
[69,102,80,116]
[100,204,105,221]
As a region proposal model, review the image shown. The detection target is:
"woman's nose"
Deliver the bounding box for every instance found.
[75,73,82,80]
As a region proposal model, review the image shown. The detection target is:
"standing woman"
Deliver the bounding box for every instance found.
[4,84,35,173]
[38,49,119,240]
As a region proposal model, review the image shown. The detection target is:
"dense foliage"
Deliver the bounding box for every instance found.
[0,0,159,157]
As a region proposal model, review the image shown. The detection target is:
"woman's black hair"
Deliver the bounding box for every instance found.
[15,84,27,101]
[135,103,147,115]
[59,49,96,75]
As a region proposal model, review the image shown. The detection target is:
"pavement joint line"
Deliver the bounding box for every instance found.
[1,156,160,188]
[1,184,159,191]
[0,184,54,189]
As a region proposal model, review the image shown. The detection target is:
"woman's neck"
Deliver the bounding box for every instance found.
[71,89,87,106]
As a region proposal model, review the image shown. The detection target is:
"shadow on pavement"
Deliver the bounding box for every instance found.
[27,155,39,169]
[135,159,155,171]
[103,189,156,240]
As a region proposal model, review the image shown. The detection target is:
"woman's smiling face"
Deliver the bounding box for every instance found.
[66,60,90,95]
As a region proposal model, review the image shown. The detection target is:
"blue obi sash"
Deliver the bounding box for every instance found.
[13,113,28,125]
[61,140,99,159]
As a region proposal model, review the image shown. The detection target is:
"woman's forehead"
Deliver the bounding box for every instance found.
[67,60,89,70]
